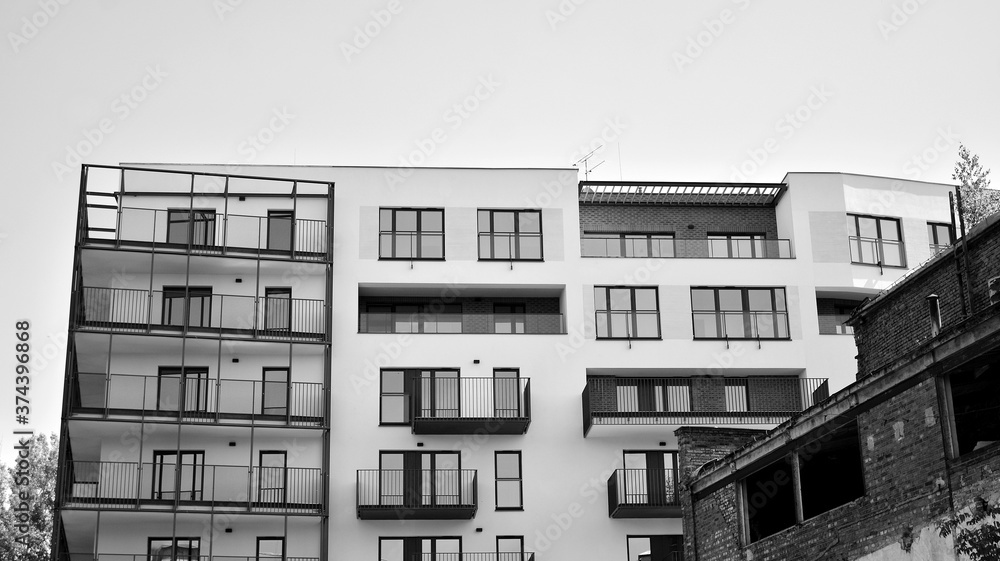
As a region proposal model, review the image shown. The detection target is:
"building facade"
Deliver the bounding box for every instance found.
[54,164,957,561]
[677,211,1000,560]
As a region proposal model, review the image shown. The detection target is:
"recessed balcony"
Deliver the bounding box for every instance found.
[76,287,326,341]
[581,234,793,259]
[62,461,323,513]
[359,295,564,335]
[582,376,830,436]
[356,469,478,520]
[607,468,681,518]
[69,372,325,426]
[63,555,320,561]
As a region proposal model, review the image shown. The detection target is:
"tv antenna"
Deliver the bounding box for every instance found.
[575,145,605,180]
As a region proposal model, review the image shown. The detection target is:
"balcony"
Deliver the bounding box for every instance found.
[818,314,854,335]
[62,461,323,513]
[410,377,530,435]
[358,311,564,335]
[848,236,905,268]
[70,372,325,426]
[408,555,535,561]
[77,287,326,341]
[356,469,478,520]
[62,556,320,561]
[582,376,830,436]
[582,235,792,259]
[607,468,681,518]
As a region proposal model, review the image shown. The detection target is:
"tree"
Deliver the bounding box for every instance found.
[953,144,999,230]
[0,433,58,561]
[938,496,1000,561]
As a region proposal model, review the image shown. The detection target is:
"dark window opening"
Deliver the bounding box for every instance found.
[264,287,292,331]
[148,538,200,561]
[256,537,285,561]
[949,355,1000,455]
[745,457,797,542]
[627,535,684,561]
[799,419,865,519]
[267,210,294,252]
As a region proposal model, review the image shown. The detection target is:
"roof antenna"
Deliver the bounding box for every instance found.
[574,145,605,181]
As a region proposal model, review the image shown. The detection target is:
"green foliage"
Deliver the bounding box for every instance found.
[0,433,58,561]
[938,496,1000,561]
[953,144,999,230]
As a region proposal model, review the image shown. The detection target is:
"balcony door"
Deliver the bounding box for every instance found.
[256,537,285,561]
[623,451,677,507]
[162,286,213,328]
[267,210,294,252]
[258,451,287,505]
[416,369,460,419]
[494,368,521,418]
[148,537,200,561]
[166,209,216,247]
[261,368,289,416]
[380,451,460,508]
[157,366,210,413]
[152,450,204,501]
[494,303,526,333]
[380,537,461,561]
[264,287,292,331]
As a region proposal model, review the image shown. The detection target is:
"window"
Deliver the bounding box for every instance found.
[928,222,953,255]
[493,303,526,334]
[614,378,691,413]
[380,208,444,259]
[848,214,905,267]
[582,232,674,258]
[497,536,525,559]
[162,286,212,328]
[725,379,749,412]
[258,451,287,504]
[478,209,542,260]
[621,451,678,507]
[256,537,285,561]
[267,209,294,252]
[379,451,462,507]
[942,353,1000,456]
[156,366,209,412]
[364,303,463,333]
[691,287,789,339]
[261,367,289,416]
[148,538,200,561]
[493,369,523,418]
[380,369,460,424]
[708,233,766,258]
[264,287,292,331]
[379,537,461,561]
[166,209,216,246]
[742,418,864,543]
[626,535,684,561]
[495,451,523,509]
[151,451,204,501]
[595,287,661,339]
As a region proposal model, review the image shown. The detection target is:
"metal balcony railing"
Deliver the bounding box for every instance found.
[929,242,951,256]
[583,376,830,436]
[379,231,445,259]
[70,372,325,426]
[63,461,323,513]
[358,312,564,334]
[478,232,543,260]
[817,313,854,335]
[582,235,793,259]
[691,310,790,340]
[410,555,536,561]
[62,555,320,561]
[608,468,680,518]
[849,236,906,268]
[410,377,530,434]
[78,287,326,340]
[356,469,478,519]
[594,310,661,339]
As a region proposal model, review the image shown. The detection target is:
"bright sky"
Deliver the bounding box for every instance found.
[1,0,998,461]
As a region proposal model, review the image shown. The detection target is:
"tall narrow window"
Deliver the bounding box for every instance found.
[691,287,789,340]
[621,451,678,508]
[257,451,287,504]
[264,287,292,331]
[478,209,542,260]
[380,369,412,425]
[928,222,954,255]
[261,367,289,416]
[493,369,522,418]
[495,451,523,509]
[267,209,294,252]
[379,208,444,259]
[148,538,200,561]
[848,214,905,267]
[595,287,661,339]
[166,209,216,246]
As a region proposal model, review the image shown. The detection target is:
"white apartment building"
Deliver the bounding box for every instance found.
[54,164,955,561]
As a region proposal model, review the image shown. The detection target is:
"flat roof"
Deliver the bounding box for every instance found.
[579,181,787,207]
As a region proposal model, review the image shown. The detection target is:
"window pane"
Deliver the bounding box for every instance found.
[594,288,608,311]
[774,289,786,311]
[496,453,520,478]
[747,289,774,311]
[723,313,746,338]
[609,289,632,310]
[692,313,718,338]
[596,311,610,338]
[422,210,443,232]
[494,212,515,232]
[882,242,904,267]
[421,234,443,258]
[381,395,407,423]
[610,312,629,337]
[718,289,743,311]
[625,235,647,258]
[379,234,393,257]
[518,236,541,259]
[691,289,716,311]
[396,210,417,231]
[478,210,490,232]
[382,370,405,392]
[479,235,491,258]
[394,233,413,258]
[847,215,859,237]
[497,480,522,508]
[879,218,900,241]
[858,216,878,238]
[634,288,657,311]
[519,211,540,233]
[380,539,404,561]
[635,313,659,338]
[493,237,512,259]
[379,208,392,231]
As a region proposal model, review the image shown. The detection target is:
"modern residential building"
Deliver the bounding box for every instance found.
[676,210,1000,561]
[54,164,958,561]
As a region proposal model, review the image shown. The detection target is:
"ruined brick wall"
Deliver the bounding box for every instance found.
[578,204,779,239]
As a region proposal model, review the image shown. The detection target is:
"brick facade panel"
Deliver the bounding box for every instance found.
[578,204,779,239]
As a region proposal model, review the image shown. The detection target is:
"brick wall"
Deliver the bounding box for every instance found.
[578,204,779,239]
[816,297,863,334]
[853,217,1000,378]
[585,376,618,412]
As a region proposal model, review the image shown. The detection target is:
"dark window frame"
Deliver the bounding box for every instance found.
[478,209,544,261]
[495,450,524,510]
[161,286,213,328]
[147,537,201,561]
[264,287,292,332]
[847,213,906,268]
[166,208,217,247]
[150,450,205,501]
[267,209,295,252]
[379,369,461,425]
[379,207,446,260]
[378,536,463,561]
[261,367,290,416]
[257,450,287,505]
[582,231,675,258]
[496,535,526,556]
[155,366,210,413]
[256,536,285,561]
[927,221,954,255]
[706,232,768,258]
[690,286,790,340]
[594,286,662,340]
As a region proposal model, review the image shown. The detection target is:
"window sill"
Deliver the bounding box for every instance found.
[478,258,545,262]
[850,261,907,269]
[378,257,446,261]
[495,507,524,512]
[693,337,792,341]
[596,337,662,341]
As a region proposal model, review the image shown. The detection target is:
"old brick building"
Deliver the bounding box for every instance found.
[677,212,1000,560]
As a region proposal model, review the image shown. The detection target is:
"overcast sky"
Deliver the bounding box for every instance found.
[1,0,998,461]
